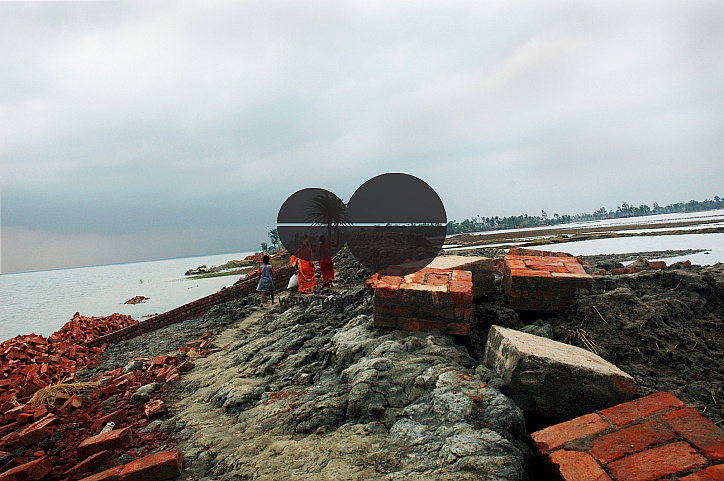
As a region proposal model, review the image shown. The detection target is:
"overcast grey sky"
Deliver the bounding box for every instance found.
[2,1,723,273]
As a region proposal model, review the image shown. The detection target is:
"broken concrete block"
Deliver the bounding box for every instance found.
[483,326,636,420]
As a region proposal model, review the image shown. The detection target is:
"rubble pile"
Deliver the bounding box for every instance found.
[590,257,678,276]
[0,313,139,406]
[0,314,211,480]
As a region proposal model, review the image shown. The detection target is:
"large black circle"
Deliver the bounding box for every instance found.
[343,173,447,274]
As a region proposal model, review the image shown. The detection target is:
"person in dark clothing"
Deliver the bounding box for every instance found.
[256,255,275,306]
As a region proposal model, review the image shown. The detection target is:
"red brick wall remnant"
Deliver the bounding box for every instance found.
[369,268,473,335]
[503,254,593,312]
[85,266,295,347]
[531,392,724,481]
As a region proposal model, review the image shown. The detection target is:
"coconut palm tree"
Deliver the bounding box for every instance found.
[305,192,351,243]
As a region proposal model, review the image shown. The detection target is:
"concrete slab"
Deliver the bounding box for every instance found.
[483,326,636,420]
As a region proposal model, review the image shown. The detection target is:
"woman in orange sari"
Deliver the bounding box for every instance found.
[290,239,316,294]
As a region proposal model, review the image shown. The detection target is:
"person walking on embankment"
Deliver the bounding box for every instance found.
[256,255,275,307]
[290,239,316,294]
[316,235,335,288]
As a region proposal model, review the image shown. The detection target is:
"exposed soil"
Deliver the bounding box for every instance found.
[75,246,723,479]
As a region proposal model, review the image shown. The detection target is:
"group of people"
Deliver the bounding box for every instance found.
[255,235,335,307]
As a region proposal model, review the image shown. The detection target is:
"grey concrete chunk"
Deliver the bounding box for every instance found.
[483,326,636,420]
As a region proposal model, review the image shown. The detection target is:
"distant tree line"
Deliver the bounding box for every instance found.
[446,195,724,235]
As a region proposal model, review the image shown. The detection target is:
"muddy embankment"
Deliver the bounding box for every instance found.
[79,248,723,480]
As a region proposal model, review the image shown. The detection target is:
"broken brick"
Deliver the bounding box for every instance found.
[0,455,53,481]
[143,400,167,419]
[118,450,183,481]
[77,427,133,459]
[65,450,114,479]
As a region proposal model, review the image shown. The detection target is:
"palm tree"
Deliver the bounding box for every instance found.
[305,192,351,243]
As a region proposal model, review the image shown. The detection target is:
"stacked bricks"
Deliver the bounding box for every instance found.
[503,252,593,312]
[397,255,495,299]
[531,392,724,481]
[369,268,473,336]
[86,266,294,347]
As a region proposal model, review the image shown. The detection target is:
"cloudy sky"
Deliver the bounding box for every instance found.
[2,1,723,273]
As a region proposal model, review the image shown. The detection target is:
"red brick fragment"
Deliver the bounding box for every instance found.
[118,450,183,481]
[15,413,33,424]
[0,423,19,440]
[4,405,24,422]
[63,394,83,409]
[662,407,724,460]
[600,392,685,426]
[607,441,707,481]
[531,413,609,455]
[144,400,167,419]
[589,421,676,464]
[679,464,724,481]
[31,405,47,421]
[90,410,128,434]
[548,449,613,481]
[77,427,132,459]
[0,455,53,481]
[65,450,114,479]
[78,466,123,481]
[18,415,58,447]
[0,432,20,452]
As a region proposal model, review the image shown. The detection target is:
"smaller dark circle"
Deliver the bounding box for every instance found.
[277,188,345,262]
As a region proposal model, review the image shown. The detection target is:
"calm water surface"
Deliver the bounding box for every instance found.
[1,251,254,341]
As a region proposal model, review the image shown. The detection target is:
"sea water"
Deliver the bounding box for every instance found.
[0,251,255,341]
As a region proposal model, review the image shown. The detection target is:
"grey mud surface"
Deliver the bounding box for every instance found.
[77,247,723,480]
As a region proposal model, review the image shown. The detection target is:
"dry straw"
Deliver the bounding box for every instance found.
[30,381,100,407]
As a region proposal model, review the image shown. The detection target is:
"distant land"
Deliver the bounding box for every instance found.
[446,195,724,235]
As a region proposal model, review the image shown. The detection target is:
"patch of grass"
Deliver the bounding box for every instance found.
[187,267,253,280]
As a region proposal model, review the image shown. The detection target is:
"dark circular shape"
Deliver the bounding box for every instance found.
[343,173,447,274]
[277,188,346,261]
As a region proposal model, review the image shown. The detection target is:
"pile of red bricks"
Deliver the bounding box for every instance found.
[0,315,213,479]
[503,254,593,311]
[367,268,473,335]
[0,313,138,407]
[531,392,724,481]
[592,259,686,276]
